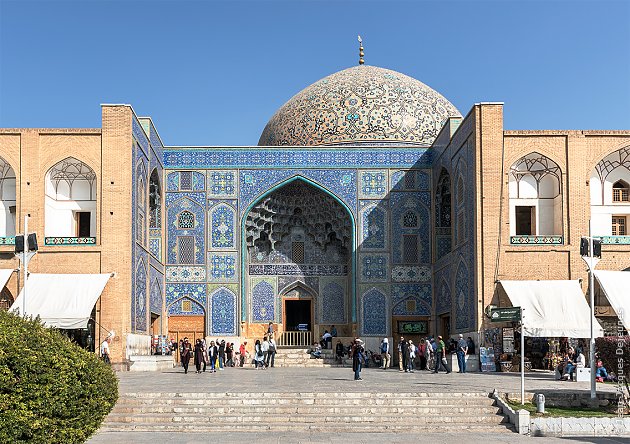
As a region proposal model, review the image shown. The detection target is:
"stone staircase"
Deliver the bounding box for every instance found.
[101,391,514,433]
[272,347,335,368]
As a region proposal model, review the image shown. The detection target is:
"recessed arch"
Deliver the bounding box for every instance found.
[44,157,96,238]
[0,156,16,237]
[241,175,357,328]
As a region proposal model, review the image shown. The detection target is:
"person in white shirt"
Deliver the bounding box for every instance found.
[321,330,332,349]
[261,336,270,368]
[100,337,111,364]
[266,337,277,368]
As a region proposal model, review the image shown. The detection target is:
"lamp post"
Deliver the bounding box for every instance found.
[581,220,600,400]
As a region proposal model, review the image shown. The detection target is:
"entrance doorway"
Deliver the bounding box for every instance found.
[284,299,311,331]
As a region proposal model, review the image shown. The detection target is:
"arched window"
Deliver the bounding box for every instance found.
[509,152,562,240]
[149,169,161,228]
[435,168,451,228]
[0,157,16,237]
[178,211,195,229]
[45,157,96,238]
[613,180,629,203]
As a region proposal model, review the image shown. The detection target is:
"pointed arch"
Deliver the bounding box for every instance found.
[241,175,357,324]
[209,287,237,335]
[210,203,236,249]
[149,168,162,229]
[360,201,387,250]
[134,258,148,332]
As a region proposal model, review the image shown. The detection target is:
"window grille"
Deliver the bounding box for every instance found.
[402,211,418,228]
[612,216,626,236]
[405,299,416,312]
[182,299,192,312]
[402,234,418,263]
[180,171,192,191]
[292,241,305,263]
[178,211,195,229]
[404,172,416,189]
[178,236,195,264]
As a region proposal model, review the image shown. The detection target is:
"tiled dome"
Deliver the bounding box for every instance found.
[258,65,460,147]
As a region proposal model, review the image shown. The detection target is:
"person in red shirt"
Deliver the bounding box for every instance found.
[238,341,248,367]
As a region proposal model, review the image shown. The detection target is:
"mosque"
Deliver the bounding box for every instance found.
[1,45,628,366]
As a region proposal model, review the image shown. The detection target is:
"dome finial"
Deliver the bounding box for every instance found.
[358,35,364,65]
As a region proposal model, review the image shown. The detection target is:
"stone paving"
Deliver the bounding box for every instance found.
[88,366,623,443]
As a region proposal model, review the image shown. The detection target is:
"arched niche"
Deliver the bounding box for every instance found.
[44,157,96,238]
[0,156,16,237]
[591,144,630,236]
[508,152,562,237]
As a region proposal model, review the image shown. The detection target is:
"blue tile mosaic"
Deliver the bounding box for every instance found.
[167,172,179,191]
[163,148,432,169]
[320,282,345,324]
[134,258,147,332]
[149,275,163,315]
[390,192,430,264]
[360,202,387,250]
[391,265,431,282]
[360,255,388,282]
[210,287,237,335]
[359,171,387,198]
[390,170,430,191]
[239,170,357,216]
[435,274,452,315]
[362,288,387,336]
[208,253,237,282]
[210,204,235,249]
[165,283,207,313]
[168,298,205,316]
[392,283,431,316]
[455,261,473,331]
[207,171,237,198]
[166,195,205,264]
[252,280,275,322]
[166,266,206,282]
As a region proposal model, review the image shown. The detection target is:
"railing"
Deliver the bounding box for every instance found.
[44,237,96,246]
[600,236,630,245]
[509,235,563,245]
[278,331,312,348]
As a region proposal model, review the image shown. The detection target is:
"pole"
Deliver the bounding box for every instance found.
[520,307,525,405]
[22,215,29,318]
[589,220,596,399]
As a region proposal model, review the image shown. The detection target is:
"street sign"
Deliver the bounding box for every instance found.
[490,307,521,322]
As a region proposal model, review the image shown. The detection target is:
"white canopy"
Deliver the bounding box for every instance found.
[499,280,604,338]
[594,270,630,331]
[10,273,111,329]
[0,269,14,290]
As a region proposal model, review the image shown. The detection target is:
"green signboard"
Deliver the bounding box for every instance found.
[490,307,521,322]
[397,320,428,334]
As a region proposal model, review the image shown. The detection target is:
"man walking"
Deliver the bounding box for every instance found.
[352,337,365,380]
[456,333,468,373]
[380,337,390,369]
[100,337,111,364]
[433,335,451,374]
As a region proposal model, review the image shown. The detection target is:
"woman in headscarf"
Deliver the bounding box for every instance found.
[194,339,205,374]
[254,339,265,370]
[180,338,192,374]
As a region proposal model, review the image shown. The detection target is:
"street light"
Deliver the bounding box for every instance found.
[580,220,601,400]
[14,215,38,318]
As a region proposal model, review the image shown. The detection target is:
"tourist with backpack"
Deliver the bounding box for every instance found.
[380,337,390,369]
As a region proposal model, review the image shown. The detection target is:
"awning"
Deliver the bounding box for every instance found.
[10,273,111,329]
[0,269,14,290]
[594,270,630,331]
[499,280,604,338]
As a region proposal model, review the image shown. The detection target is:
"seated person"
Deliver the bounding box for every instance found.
[320,330,332,348]
[563,351,585,381]
[310,342,322,359]
[330,325,338,337]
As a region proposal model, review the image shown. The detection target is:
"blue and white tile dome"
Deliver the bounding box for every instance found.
[258,65,460,147]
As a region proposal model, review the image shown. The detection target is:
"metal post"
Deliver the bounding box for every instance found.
[588,220,596,399]
[520,307,525,405]
[22,215,29,318]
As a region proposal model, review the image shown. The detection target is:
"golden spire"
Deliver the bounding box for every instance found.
[358,35,364,65]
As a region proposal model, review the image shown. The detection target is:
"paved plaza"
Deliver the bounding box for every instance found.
[88,366,622,443]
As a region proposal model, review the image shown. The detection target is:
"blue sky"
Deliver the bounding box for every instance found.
[0,0,628,146]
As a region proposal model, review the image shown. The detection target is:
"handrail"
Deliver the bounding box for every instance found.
[278,331,312,347]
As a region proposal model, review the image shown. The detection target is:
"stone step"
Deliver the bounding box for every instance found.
[121,391,491,399]
[112,405,501,415]
[115,398,493,407]
[99,423,515,433]
[104,413,508,425]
